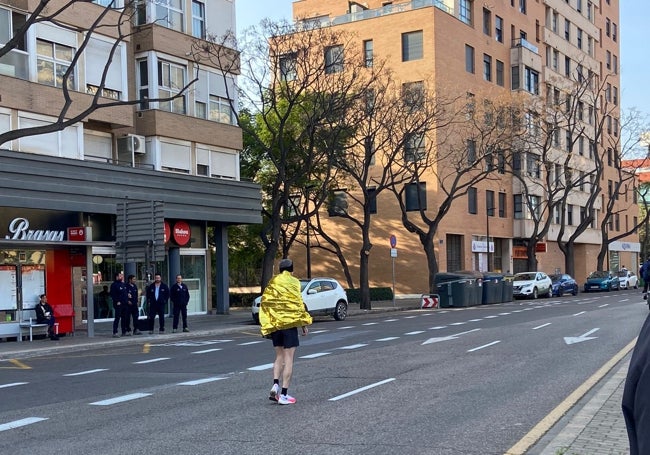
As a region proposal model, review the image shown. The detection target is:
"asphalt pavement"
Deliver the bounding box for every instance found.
[0,297,635,454]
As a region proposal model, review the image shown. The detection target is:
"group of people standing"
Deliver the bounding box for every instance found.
[109,272,191,337]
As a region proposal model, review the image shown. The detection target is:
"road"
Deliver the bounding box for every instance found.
[0,289,646,454]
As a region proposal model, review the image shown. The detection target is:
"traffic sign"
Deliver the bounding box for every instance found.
[390,234,397,248]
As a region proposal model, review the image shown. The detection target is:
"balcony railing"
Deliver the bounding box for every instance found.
[0,49,28,80]
[511,38,539,55]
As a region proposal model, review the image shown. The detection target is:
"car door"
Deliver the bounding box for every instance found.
[303,280,322,312]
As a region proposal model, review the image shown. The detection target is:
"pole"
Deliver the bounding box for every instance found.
[392,256,396,307]
[486,207,491,272]
[306,219,311,279]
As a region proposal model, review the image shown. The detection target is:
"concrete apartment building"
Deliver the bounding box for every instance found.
[0,0,260,337]
[287,0,638,294]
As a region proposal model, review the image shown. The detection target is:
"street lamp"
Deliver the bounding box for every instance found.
[486,205,494,272]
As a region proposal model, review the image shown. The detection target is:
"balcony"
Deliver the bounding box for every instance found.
[510,38,542,75]
[0,49,28,80]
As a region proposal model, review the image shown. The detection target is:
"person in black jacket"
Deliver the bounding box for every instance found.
[623,313,650,455]
[146,273,170,334]
[171,274,191,333]
[35,294,59,340]
[110,272,129,337]
[125,274,141,335]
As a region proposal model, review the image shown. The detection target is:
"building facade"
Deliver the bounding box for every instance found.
[0,0,261,337]
[287,0,638,293]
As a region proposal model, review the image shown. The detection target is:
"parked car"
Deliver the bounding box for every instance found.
[618,270,639,289]
[549,273,579,296]
[584,271,620,292]
[512,272,553,299]
[252,277,348,324]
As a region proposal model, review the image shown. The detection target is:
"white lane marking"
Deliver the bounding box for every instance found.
[310,330,329,334]
[512,310,524,313]
[405,331,425,335]
[0,382,28,389]
[248,363,273,371]
[450,322,466,326]
[467,341,501,352]
[191,348,222,354]
[573,311,586,316]
[469,319,483,322]
[598,304,609,308]
[133,357,170,364]
[429,326,447,330]
[64,369,108,377]
[178,377,226,386]
[403,316,418,319]
[300,352,331,359]
[238,341,265,346]
[338,326,354,330]
[376,337,400,341]
[362,322,379,326]
[499,313,511,315]
[329,378,396,402]
[619,299,629,302]
[148,339,232,347]
[523,308,534,311]
[339,344,368,350]
[484,315,498,319]
[533,323,551,330]
[384,319,399,322]
[0,417,48,432]
[90,393,152,406]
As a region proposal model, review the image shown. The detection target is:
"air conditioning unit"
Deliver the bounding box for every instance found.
[117,134,146,155]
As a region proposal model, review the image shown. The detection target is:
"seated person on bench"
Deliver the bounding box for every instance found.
[35,294,59,341]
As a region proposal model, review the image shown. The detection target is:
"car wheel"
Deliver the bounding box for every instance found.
[333,300,348,321]
[635,283,639,289]
[547,287,553,298]
[252,313,260,325]
[532,288,538,299]
[572,286,578,296]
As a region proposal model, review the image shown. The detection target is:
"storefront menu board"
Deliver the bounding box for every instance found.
[0,266,18,311]
[21,265,45,309]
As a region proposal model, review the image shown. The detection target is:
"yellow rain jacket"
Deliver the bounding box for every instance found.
[260,271,313,337]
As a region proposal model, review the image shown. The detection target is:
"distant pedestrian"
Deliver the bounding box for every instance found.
[642,257,650,300]
[146,273,169,334]
[623,313,650,454]
[259,258,312,405]
[35,294,59,341]
[110,272,129,337]
[126,274,141,335]
[171,274,191,333]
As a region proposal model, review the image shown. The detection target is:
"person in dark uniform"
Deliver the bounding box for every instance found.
[146,273,169,334]
[35,294,59,341]
[171,274,191,333]
[623,313,650,454]
[110,272,129,337]
[126,274,141,335]
[97,285,110,318]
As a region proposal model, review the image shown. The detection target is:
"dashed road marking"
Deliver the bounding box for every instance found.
[90,393,152,406]
[0,417,47,432]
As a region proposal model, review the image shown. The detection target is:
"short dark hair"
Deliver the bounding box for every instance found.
[39,294,46,299]
[279,258,293,272]
[127,274,135,280]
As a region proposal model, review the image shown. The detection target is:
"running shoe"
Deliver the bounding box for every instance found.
[269,384,280,402]
[278,394,296,405]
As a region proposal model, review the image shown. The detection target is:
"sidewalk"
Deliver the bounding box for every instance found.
[0,298,634,454]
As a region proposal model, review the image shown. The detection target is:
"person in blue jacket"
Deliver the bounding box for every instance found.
[623,313,650,454]
[125,274,141,335]
[146,273,169,334]
[170,274,191,333]
[110,272,129,337]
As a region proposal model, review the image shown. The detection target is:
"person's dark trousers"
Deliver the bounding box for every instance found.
[644,280,649,299]
[148,303,165,332]
[130,305,140,332]
[112,305,127,334]
[43,316,57,339]
[172,303,188,330]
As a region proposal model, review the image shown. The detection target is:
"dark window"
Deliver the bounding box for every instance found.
[511,65,520,90]
[498,192,506,217]
[325,45,344,74]
[363,40,373,67]
[279,53,297,82]
[483,8,491,36]
[465,45,475,73]
[495,16,503,42]
[468,187,478,214]
[486,190,495,216]
[446,234,463,272]
[483,54,492,82]
[328,189,348,216]
[405,182,427,211]
[402,31,423,61]
[496,60,504,86]
[368,187,377,214]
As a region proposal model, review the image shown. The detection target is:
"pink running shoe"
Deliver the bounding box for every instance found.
[278,394,296,405]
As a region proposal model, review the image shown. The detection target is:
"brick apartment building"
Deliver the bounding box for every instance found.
[0,0,260,337]
[285,0,638,294]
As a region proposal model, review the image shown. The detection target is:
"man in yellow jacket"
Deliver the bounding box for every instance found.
[260,258,312,405]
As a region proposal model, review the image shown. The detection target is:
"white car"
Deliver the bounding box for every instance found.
[252,277,348,324]
[512,272,553,299]
[618,270,638,289]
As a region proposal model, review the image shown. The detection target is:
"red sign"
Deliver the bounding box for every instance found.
[163,221,171,243]
[173,221,191,246]
[535,242,547,253]
[67,227,86,241]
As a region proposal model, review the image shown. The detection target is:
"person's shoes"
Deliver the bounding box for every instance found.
[123,332,132,336]
[148,330,154,335]
[644,294,647,300]
[278,394,296,405]
[183,328,190,333]
[50,335,60,341]
[269,384,280,402]
[159,329,165,333]
[113,333,120,338]
[133,330,142,335]
[172,329,177,333]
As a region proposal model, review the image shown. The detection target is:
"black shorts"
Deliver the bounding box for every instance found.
[271,327,300,349]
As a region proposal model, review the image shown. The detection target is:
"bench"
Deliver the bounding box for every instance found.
[18,309,58,342]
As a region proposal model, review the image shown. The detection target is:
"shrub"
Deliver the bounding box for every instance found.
[345,287,393,303]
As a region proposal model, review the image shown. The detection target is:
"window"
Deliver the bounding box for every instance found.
[483,8,491,36]
[512,151,522,174]
[402,81,425,111]
[36,39,75,89]
[402,31,423,61]
[279,53,297,82]
[564,56,570,77]
[567,204,573,225]
[483,54,492,82]
[486,190,495,216]
[511,65,520,90]
[612,23,617,42]
[605,18,611,37]
[85,38,125,100]
[405,183,427,211]
[158,60,186,114]
[155,0,184,32]
[497,150,506,174]
[325,45,344,74]
[577,28,582,49]
[613,86,618,105]
[564,19,570,41]
[468,187,478,214]
[498,192,506,217]
[552,49,559,71]
[328,190,349,216]
[363,40,373,67]
[529,195,541,220]
[606,50,611,70]
[465,44,475,73]
[514,194,523,219]
[496,60,504,86]
[404,133,425,162]
[551,11,558,33]
[519,0,526,14]
[137,59,149,109]
[460,0,472,25]
[526,152,540,178]
[209,96,233,124]
[577,0,582,12]
[368,187,377,214]
[524,67,539,94]
[495,16,503,42]
[613,55,618,74]
[191,1,205,39]
[467,139,477,164]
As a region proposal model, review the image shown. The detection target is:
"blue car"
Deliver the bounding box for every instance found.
[584,271,620,292]
[550,274,579,296]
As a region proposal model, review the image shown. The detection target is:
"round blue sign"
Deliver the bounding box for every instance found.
[390,234,397,248]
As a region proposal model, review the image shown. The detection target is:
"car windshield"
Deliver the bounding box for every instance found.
[514,273,536,281]
[588,271,609,279]
[549,275,562,282]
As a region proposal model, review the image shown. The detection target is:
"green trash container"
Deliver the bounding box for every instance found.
[502,281,513,302]
[482,273,505,304]
[435,272,481,307]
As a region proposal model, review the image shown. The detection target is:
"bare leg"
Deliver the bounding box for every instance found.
[281,347,296,389]
[273,346,285,381]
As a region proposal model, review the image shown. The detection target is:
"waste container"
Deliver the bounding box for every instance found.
[482,272,504,304]
[435,271,483,307]
[502,280,513,302]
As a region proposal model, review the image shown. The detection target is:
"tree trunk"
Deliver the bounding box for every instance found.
[424,237,439,294]
[564,241,576,277]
